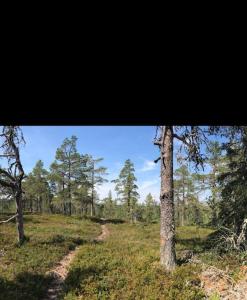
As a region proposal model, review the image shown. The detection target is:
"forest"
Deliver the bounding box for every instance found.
[0,126,246,300]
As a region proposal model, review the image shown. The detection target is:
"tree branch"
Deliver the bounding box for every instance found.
[0,178,15,189]
[0,168,15,182]
[0,214,18,224]
[173,133,190,147]
[153,140,162,146]
[154,157,161,163]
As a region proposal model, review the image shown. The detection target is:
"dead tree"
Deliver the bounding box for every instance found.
[0,126,26,244]
[154,126,207,271]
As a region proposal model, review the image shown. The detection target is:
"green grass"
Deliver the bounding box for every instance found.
[1,216,245,300]
[0,214,101,300]
[62,223,214,300]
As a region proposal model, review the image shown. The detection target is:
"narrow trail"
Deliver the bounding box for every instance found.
[43,222,109,300]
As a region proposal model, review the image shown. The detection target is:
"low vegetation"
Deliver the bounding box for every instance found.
[0,214,101,300]
[62,223,214,299]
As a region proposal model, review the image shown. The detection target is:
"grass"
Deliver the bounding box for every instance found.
[62,223,214,300]
[0,214,101,300]
[1,215,245,299]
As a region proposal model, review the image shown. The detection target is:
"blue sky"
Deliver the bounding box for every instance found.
[1,126,220,202]
[19,126,162,202]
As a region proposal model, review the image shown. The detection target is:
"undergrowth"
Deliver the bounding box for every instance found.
[0,214,100,300]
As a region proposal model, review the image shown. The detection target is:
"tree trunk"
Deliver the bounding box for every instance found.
[91,164,95,217]
[15,190,25,244]
[90,200,94,217]
[127,191,131,221]
[160,126,176,271]
[62,179,66,215]
[181,177,185,226]
[68,160,72,216]
[68,183,72,216]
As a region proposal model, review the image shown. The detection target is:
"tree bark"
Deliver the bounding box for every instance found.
[68,159,72,216]
[91,162,95,217]
[160,126,176,271]
[181,176,185,226]
[15,189,25,244]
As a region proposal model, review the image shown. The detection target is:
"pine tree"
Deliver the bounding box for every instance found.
[174,164,193,226]
[112,159,139,222]
[144,193,158,223]
[0,126,25,244]
[103,190,116,219]
[23,160,51,213]
[205,141,226,227]
[218,127,247,233]
[50,136,82,215]
[154,126,210,271]
[84,155,108,217]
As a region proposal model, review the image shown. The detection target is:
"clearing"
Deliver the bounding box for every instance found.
[0,214,101,300]
[1,216,246,300]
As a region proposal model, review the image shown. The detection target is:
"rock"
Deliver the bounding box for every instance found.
[179,250,194,262]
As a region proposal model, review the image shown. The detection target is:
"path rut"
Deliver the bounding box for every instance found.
[43,222,109,300]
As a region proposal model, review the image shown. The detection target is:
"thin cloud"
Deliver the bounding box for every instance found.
[138,179,160,202]
[139,160,157,172]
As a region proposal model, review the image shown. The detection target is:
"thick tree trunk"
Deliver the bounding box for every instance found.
[160,126,176,271]
[15,190,25,244]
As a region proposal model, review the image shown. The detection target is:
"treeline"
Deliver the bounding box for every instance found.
[23,136,107,217]
[1,127,247,233]
[0,136,159,223]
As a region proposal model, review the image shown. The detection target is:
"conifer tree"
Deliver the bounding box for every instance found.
[218,127,247,233]
[0,126,25,244]
[50,136,82,215]
[23,160,51,213]
[85,155,108,217]
[154,126,209,271]
[112,159,139,222]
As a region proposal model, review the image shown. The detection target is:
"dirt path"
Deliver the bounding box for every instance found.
[95,224,110,241]
[43,223,109,300]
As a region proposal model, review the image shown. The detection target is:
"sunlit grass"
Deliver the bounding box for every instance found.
[0,214,101,300]
[63,223,211,300]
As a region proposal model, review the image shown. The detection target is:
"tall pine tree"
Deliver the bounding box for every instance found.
[112,159,139,222]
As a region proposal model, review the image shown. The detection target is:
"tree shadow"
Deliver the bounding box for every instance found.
[103,218,125,224]
[0,272,52,300]
[87,217,125,224]
[37,235,91,248]
[176,237,208,253]
[61,266,104,297]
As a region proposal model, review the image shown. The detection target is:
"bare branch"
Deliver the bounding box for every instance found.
[0,178,15,188]
[153,140,162,146]
[154,157,161,163]
[0,214,18,224]
[0,168,15,182]
[173,133,190,147]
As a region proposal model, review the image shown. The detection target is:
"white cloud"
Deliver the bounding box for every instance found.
[139,179,158,190]
[139,160,157,172]
[138,179,160,203]
[96,181,116,200]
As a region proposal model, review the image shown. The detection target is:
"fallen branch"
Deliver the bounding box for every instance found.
[0,214,18,224]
